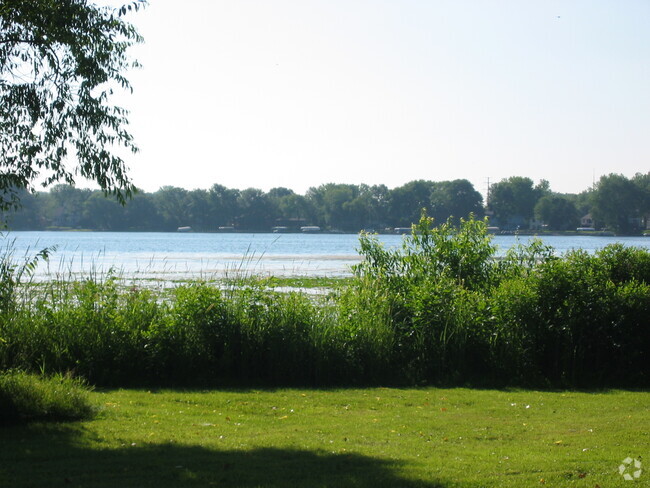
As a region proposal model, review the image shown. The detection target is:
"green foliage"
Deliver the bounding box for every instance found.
[0,274,164,386]
[4,173,649,233]
[147,284,235,383]
[336,275,396,382]
[344,213,502,383]
[591,173,646,233]
[0,0,145,210]
[153,282,358,385]
[0,370,95,423]
[353,212,499,291]
[492,245,650,386]
[429,179,484,224]
[0,215,648,388]
[1,274,357,386]
[344,212,649,386]
[534,194,579,230]
[4,178,485,232]
[488,176,549,227]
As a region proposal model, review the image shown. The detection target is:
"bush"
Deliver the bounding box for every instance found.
[346,213,650,387]
[491,246,650,387]
[0,370,95,424]
[344,213,503,384]
[1,220,648,388]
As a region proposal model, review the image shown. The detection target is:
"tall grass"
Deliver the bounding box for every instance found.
[0,370,95,423]
[0,269,357,386]
[1,217,648,388]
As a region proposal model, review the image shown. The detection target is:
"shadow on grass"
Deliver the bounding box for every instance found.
[0,424,451,488]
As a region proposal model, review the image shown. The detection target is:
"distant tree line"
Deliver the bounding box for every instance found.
[2,173,649,234]
[487,173,649,234]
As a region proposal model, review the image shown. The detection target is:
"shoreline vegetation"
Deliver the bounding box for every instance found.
[14,226,631,237]
[1,214,648,390]
[3,173,650,236]
[1,213,648,486]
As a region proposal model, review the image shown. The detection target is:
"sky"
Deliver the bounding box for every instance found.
[104,0,650,199]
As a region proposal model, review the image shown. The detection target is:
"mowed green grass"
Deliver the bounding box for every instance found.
[1,388,647,487]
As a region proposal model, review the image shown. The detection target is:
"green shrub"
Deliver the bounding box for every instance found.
[345,213,507,384]
[353,212,501,292]
[492,245,650,387]
[597,243,650,284]
[1,222,648,388]
[0,370,95,424]
[347,213,650,387]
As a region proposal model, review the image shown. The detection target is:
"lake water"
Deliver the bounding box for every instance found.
[3,231,650,281]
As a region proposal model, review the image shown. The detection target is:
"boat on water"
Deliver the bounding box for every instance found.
[300,226,321,233]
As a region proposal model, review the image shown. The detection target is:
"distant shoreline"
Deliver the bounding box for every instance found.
[9,228,645,237]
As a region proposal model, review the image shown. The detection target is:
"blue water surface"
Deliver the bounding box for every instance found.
[2,231,649,280]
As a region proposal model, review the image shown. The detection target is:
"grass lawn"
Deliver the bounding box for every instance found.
[1,388,648,487]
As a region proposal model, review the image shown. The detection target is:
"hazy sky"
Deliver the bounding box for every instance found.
[108,0,649,198]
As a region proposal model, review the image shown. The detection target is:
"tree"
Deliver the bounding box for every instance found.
[0,0,145,210]
[488,177,548,228]
[47,184,91,228]
[121,191,162,231]
[267,187,294,200]
[268,187,315,226]
[153,186,190,230]
[81,190,124,230]
[632,172,650,228]
[591,174,643,234]
[387,180,436,227]
[186,189,211,231]
[573,189,594,218]
[306,183,364,231]
[346,184,390,231]
[0,187,45,229]
[276,193,313,223]
[236,188,273,230]
[534,195,579,231]
[267,187,295,221]
[208,184,240,228]
[429,179,484,224]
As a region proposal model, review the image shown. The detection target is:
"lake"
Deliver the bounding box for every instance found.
[2,231,649,281]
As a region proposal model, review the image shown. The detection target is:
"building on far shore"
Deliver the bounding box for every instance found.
[581,214,595,229]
